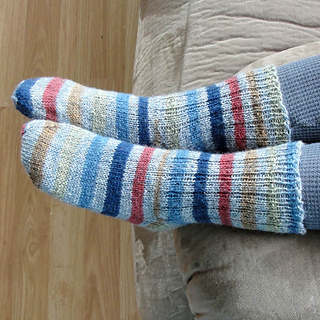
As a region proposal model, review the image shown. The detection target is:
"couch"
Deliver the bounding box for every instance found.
[131,1,320,319]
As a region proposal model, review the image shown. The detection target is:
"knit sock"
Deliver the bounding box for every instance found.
[21,119,306,234]
[13,65,290,153]
[13,55,320,153]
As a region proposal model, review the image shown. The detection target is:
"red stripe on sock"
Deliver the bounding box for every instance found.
[43,78,65,122]
[226,77,246,150]
[128,147,155,225]
[21,124,26,136]
[218,153,234,226]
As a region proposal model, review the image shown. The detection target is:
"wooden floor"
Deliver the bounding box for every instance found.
[0,0,141,319]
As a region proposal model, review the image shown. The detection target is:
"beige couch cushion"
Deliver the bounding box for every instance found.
[132,0,320,319]
[175,225,320,320]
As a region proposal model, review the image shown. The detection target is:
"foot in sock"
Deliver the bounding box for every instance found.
[13,55,320,153]
[21,119,313,234]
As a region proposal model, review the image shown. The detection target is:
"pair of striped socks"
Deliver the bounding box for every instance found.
[13,55,320,233]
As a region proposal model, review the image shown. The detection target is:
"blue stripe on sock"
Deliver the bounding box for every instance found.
[186,90,206,151]
[78,135,108,208]
[102,141,133,217]
[138,97,150,145]
[14,78,39,118]
[167,150,189,224]
[116,92,129,141]
[206,85,227,152]
[193,152,211,223]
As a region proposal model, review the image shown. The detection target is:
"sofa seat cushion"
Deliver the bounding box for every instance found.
[132,0,320,318]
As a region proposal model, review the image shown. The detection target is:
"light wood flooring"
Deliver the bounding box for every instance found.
[0,0,141,319]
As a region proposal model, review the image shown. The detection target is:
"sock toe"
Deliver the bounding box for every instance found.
[12,78,40,118]
[21,120,51,173]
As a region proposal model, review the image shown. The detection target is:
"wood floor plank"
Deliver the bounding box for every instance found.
[0,0,141,319]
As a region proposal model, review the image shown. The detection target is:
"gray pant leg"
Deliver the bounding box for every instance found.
[277,55,320,143]
[300,143,320,229]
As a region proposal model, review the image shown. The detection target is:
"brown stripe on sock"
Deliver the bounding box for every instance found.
[51,127,84,199]
[164,95,180,149]
[145,219,167,231]
[67,83,84,126]
[246,71,268,148]
[265,145,280,232]
[241,149,258,229]
[92,90,108,136]
[29,122,59,188]
[153,150,171,220]
[154,119,162,148]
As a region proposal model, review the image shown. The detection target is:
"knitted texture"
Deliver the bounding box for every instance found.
[299,143,320,230]
[277,55,320,143]
[13,65,290,153]
[21,120,305,234]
